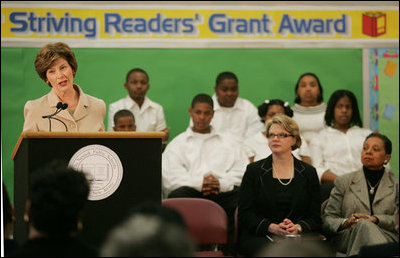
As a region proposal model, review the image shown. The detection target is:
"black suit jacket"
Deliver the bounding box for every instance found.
[238,155,322,238]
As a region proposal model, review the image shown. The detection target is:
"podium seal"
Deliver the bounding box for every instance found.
[69,144,123,201]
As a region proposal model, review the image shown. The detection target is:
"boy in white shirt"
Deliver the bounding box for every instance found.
[113,109,136,132]
[108,68,169,144]
[163,93,248,255]
[199,72,264,159]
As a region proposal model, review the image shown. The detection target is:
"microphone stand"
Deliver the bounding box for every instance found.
[42,102,69,132]
[48,117,69,132]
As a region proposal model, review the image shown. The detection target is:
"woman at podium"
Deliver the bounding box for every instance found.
[23,42,106,132]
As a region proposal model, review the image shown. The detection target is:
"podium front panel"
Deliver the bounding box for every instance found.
[14,136,162,248]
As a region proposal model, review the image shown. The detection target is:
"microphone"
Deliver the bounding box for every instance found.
[42,102,69,131]
[42,102,64,118]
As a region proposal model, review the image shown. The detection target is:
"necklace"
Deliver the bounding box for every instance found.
[272,162,294,186]
[366,179,381,195]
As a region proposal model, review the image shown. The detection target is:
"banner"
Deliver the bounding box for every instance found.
[1,4,398,47]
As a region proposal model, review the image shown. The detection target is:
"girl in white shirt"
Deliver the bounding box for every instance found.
[292,73,327,146]
[309,89,371,200]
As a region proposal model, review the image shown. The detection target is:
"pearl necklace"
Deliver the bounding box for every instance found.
[272,162,294,186]
[366,179,381,195]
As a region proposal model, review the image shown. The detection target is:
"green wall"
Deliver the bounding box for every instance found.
[1,48,363,201]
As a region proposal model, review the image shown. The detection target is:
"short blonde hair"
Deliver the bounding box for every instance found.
[265,113,302,150]
[34,42,77,87]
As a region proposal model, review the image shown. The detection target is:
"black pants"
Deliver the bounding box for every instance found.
[168,186,239,255]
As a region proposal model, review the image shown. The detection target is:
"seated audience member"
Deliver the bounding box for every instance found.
[3,184,19,257]
[107,68,169,143]
[309,89,371,200]
[322,133,398,256]
[237,114,321,257]
[101,202,195,257]
[291,72,327,146]
[162,93,249,255]
[208,71,264,157]
[246,99,311,164]
[113,109,136,131]
[10,160,97,257]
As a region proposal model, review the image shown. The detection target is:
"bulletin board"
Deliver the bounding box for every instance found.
[1,48,363,200]
[368,48,399,175]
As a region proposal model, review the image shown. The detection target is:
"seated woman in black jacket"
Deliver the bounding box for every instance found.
[237,114,321,257]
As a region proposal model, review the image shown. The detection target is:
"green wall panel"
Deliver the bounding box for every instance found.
[1,48,363,202]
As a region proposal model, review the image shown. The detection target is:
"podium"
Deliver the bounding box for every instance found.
[11,131,164,247]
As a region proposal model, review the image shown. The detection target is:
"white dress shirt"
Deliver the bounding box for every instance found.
[211,94,264,141]
[188,95,264,157]
[309,126,372,181]
[162,126,249,196]
[108,95,166,132]
[292,103,327,144]
[245,132,310,162]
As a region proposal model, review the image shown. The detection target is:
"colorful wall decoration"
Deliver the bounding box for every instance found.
[369,48,399,175]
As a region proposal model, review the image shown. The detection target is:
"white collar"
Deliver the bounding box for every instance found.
[212,94,242,111]
[124,95,154,110]
[185,125,221,139]
[327,125,360,134]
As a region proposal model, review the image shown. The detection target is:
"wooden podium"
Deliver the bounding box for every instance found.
[11,131,164,248]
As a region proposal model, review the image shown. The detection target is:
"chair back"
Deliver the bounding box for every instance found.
[162,198,228,245]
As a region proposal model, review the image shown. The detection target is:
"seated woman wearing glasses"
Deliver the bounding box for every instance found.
[246,99,311,164]
[237,114,322,257]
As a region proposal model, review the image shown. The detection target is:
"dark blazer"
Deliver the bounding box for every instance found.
[238,155,322,238]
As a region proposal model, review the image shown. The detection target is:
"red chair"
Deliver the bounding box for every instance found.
[162,198,229,257]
